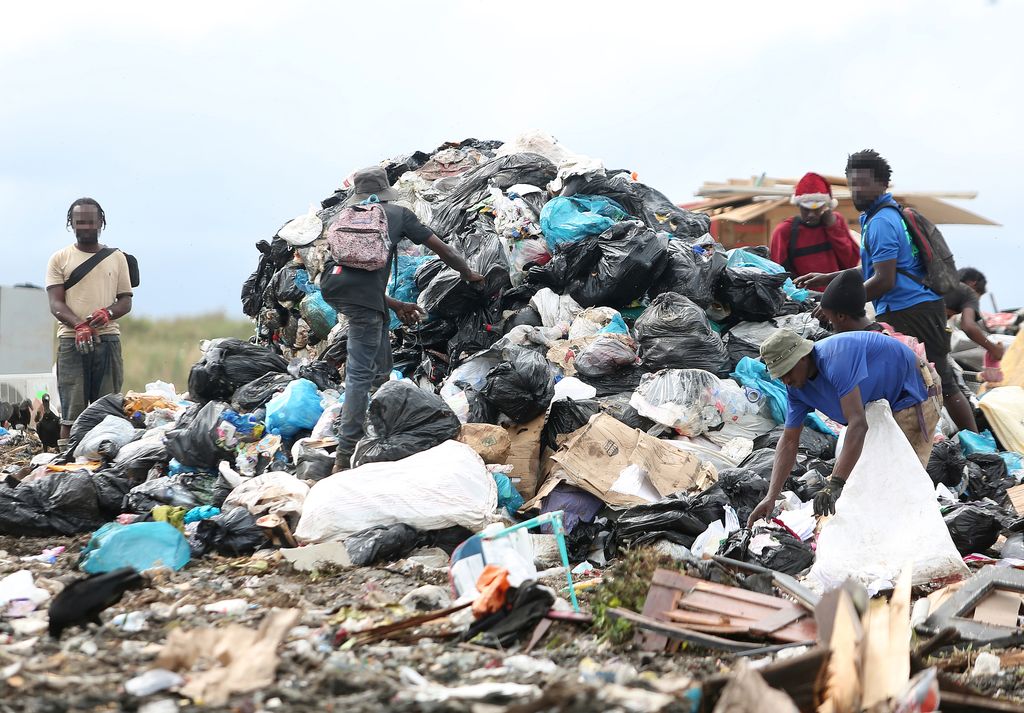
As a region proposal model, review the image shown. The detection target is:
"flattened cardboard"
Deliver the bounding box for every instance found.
[505,414,546,499]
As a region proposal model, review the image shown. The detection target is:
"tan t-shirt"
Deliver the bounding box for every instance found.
[45,245,133,338]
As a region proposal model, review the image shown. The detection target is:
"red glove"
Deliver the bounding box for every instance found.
[88,308,113,328]
[74,322,97,353]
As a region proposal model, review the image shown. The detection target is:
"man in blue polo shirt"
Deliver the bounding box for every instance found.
[795,149,977,433]
[746,329,941,526]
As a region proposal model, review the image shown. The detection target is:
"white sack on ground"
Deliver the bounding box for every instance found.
[808,401,968,590]
[295,440,497,543]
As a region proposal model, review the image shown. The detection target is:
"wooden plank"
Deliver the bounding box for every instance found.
[679,590,778,621]
[748,606,805,636]
[635,582,681,652]
[817,591,862,713]
[772,617,820,644]
[692,579,795,608]
[663,609,732,627]
[862,566,911,708]
[607,608,762,652]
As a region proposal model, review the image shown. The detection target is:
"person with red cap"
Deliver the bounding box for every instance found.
[769,172,860,278]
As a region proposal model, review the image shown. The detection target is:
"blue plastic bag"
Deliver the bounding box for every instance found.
[999,452,1024,476]
[265,378,325,439]
[959,429,997,456]
[293,268,316,295]
[80,522,191,574]
[540,195,628,251]
[727,249,810,303]
[387,255,431,329]
[730,356,835,435]
[493,473,525,517]
[184,505,221,524]
[597,313,629,336]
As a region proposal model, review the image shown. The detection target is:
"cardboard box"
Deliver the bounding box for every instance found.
[505,414,546,499]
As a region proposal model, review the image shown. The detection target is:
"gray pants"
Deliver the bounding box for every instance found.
[57,336,124,426]
[336,305,392,455]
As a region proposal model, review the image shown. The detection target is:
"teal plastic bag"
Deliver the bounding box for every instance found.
[597,313,629,336]
[265,378,325,438]
[300,291,338,340]
[540,195,628,251]
[999,452,1024,475]
[727,249,810,302]
[959,429,997,456]
[493,472,524,516]
[80,522,191,574]
[387,255,431,329]
[730,356,835,435]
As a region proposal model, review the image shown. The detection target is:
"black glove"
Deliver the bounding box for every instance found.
[813,476,846,517]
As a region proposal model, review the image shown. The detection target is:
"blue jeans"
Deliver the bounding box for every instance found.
[336,305,392,454]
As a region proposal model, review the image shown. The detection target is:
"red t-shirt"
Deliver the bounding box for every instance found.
[770,216,860,277]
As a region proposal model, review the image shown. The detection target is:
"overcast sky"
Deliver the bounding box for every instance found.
[3,0,1021,317]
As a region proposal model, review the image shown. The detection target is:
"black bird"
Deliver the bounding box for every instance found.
[48,567,146,639]
[36,394,61,451]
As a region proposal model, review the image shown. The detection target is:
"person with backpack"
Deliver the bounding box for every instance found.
[45,198,134,440]
[795,149,977,432]
[320,166,484,471]
[769,172,860,278]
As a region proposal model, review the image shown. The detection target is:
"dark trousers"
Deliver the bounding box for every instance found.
[57,336,124,426]
[336,305,392,454]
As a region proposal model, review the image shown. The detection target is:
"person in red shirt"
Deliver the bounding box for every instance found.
[770,172,860,278]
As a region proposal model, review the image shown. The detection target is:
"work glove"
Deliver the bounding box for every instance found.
[812,476,846,517]
[74,322,98,354]
[87,307,113,329]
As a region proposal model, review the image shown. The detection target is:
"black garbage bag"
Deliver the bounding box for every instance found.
[926,439,969,489]
[942,499,1024,555]
[543,399,601,452]
[567,222,669,308]
[295,361,342,391]
[192,507,269,558]
[345,524,423,566]
[753,426,837,460]
[740,448,778,479]
[564,171,710,240]
[465,581,556,649]
[65,393,127,457]
[188,338,289,403]
[649,238,727,308]
[0,470,109,537]
[965,453,1014,506]
[124,476,200,513]
[634,292,729,375]
[596,392,656,431]
[463,384,499,424]
[269,262,305,306]
[613,486,729,550]
[525,233,601,292]
[109,438,167,481]
[430,153,557,236]
[757,530,815,574]
[241,238,294,318]
[417,226,511,317]
[295,450,334,481]
[480,346,556,423]
[714,268,788,322]
[232,373,294,412]
[448,304,503,360]
[505,306,544,329]
[352,381,462,467]
[718,528,751,562]
[164,401,233,469]
[576,364,645,396]
[716,469,770,525]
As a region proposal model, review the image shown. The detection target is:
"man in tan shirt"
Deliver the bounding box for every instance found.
[45,198,133,438]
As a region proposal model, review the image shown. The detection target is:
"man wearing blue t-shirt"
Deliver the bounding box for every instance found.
[795,149,977,433]
[746,329,941,526]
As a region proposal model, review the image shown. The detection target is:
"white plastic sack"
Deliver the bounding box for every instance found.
[295,440,497,543]
[75,414,137,461]
[552,377,597,402]
[808,401,969,590]
[530,288,581,328]
[222,472,309,520]
[567,307,622,341]
[278,205,323,247]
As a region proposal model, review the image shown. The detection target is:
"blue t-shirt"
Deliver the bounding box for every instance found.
[860,193,939,314]
[784,331,927,428]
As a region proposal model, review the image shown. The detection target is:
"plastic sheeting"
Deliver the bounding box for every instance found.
[634,293,729,375]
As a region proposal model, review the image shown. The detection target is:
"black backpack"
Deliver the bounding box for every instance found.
[866,201,958,296]
[63,247,140,291]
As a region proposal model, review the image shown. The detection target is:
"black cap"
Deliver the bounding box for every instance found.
[821,269,866,317]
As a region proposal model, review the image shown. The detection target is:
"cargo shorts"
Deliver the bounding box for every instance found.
[56,336,124,426]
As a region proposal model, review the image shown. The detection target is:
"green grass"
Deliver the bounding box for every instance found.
[118,313,254,393]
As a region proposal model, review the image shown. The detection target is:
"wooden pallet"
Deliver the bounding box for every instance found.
[635,569,816,652]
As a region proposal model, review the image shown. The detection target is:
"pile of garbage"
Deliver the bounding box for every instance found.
[6,131,1024,710]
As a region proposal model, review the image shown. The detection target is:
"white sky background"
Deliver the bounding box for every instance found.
[2,0,1021,316]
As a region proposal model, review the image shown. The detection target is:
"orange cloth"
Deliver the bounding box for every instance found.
[472,564,510,618]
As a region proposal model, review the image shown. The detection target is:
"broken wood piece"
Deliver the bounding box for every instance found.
[972,588,1023,628]
[255,513,297,548]
[524,618,552,654]
[1007,483,1024,516]
[608,607,765,652]
[344,602,471,646]
[816,590,861,713]
[861,566,912,708]
[919,566,1024,644]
